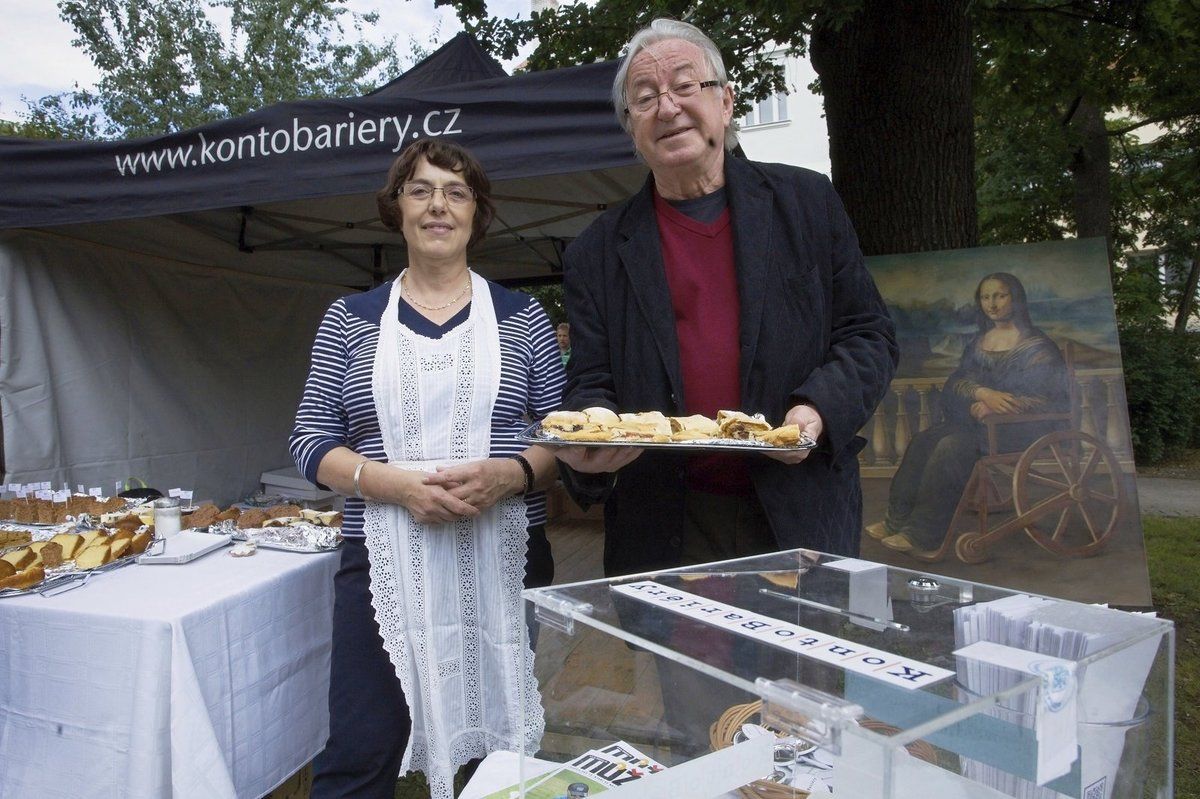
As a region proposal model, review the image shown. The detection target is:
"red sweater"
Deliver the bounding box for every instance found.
[654,191,751,495]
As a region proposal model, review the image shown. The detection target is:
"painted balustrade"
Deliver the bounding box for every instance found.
[859,368,1131,477]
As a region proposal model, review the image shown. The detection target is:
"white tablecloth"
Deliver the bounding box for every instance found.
[0,546,339,799]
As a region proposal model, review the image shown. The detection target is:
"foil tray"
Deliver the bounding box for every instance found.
[0,552,139,599]
[515,421,816,453]
[239,527,343,553]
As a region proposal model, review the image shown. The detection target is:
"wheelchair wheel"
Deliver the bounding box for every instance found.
[954,532,989,564]
[1013,431,1124,557]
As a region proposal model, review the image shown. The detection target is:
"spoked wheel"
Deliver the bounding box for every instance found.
[954,532,989,564]
[1013,431,1124,557]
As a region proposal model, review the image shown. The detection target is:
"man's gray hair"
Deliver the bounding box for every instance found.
[611,18,739,151]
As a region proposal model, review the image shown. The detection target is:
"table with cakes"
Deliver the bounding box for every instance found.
[0,496,342,799]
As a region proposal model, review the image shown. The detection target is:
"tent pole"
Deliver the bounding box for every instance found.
[372,245,385,288]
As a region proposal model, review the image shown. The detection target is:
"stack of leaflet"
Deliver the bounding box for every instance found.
[953,596,1162,799]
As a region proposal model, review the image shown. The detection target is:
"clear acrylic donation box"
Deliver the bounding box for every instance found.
[517,550,1173,799]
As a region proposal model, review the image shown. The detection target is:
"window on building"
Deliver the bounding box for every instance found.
[742,91,790,128]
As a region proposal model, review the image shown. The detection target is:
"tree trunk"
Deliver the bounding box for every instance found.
[1069,98,1114,271]
[1175,245,1200,335]
[810,0,977,256]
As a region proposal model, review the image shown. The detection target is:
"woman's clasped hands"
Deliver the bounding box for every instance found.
[406,459,525,523]
[391,467,481,524]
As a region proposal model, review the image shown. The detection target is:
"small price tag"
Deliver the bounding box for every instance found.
[6,483,19,492]
[77,484,85,494]
[15,489,28,499]
[53,489,70,503]
[115,481,125,495]
[36,489,52,500]
[41,482,52,491]
[180,489,194,502]
[89,487,103,497]
[168,488,182,498]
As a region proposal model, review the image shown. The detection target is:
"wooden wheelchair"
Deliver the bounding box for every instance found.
[909,346,1126,564]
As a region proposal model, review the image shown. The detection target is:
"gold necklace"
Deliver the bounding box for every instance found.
[401,271,471,311]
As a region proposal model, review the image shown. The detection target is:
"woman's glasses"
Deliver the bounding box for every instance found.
[398,182,476,205]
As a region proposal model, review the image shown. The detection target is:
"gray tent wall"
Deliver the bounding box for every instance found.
[0,39,644,501]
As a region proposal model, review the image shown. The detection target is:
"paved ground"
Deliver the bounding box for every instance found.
[1135,477,1200,517]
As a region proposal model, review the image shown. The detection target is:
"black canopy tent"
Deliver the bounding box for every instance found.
[0,36,645,499]
[0,33,645,287]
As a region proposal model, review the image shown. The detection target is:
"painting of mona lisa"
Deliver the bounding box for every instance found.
[862,239,1150,606]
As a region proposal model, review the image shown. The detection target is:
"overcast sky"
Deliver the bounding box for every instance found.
[0,0,506,123]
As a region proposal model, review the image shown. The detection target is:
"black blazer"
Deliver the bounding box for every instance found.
[561,155,898,576]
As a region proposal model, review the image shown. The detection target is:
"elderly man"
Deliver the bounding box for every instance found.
[557,18,897,576]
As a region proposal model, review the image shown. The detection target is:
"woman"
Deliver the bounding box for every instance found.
[867,272,1069,555]
[290,139,565,799]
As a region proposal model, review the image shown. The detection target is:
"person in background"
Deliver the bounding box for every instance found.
[290,139,565,799]
[556,322,572,366]
[556,18,898,576]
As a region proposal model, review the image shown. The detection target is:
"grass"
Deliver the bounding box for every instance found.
[1143,515,1200,795]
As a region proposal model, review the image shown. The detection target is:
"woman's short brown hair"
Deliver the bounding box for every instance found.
[376,139,495,249]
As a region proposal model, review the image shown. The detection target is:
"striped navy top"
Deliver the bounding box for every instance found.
[290,278,566,538]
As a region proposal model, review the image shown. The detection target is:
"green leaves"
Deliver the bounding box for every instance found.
[21,0,400,139]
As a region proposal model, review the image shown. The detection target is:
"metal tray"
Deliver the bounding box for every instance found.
[0,553,138,598]
[515,421,817,452]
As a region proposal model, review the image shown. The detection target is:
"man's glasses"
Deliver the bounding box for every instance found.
[398,182,476,205]
[625,79,720,116]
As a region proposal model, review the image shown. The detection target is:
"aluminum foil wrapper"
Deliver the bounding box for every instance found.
[212,519,240,535]
[246,522,342,551]
[68,514,96,531]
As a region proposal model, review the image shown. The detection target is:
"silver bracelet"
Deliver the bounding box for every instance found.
[352,459,369,500]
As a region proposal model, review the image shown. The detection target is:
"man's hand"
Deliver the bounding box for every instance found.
[424,458,524,512]
[764,403,823,464]
[970,401,992,421]
[555,445,644,473]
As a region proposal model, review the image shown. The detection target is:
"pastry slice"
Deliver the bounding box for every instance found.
[74,544,113,570]
[1,548,35,570]
[237,508,270,529]
[80,530,109,550]
[129,530,154,555]
[717,410,772,440]
[51,533,85,560]
[110,538,132,560]
[541,410,598,439]
[109,529,134,545]
[34,541,64,568]
[583,407,621,426]
[215,507,242,523]
[669,414,721,440]
[753,424,803,447]
[611,411,672,441]
[0,564,44,591]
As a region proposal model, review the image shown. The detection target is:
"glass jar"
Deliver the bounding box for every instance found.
[153,497,181,539]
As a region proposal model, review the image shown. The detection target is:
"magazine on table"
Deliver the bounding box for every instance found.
[481,741,666,799]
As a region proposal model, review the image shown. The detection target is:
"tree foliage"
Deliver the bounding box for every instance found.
[19,0,401,139]
[975,2,1200,290]
[446,0,978,256]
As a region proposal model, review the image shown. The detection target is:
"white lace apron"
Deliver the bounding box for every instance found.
[364,270,544,799]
